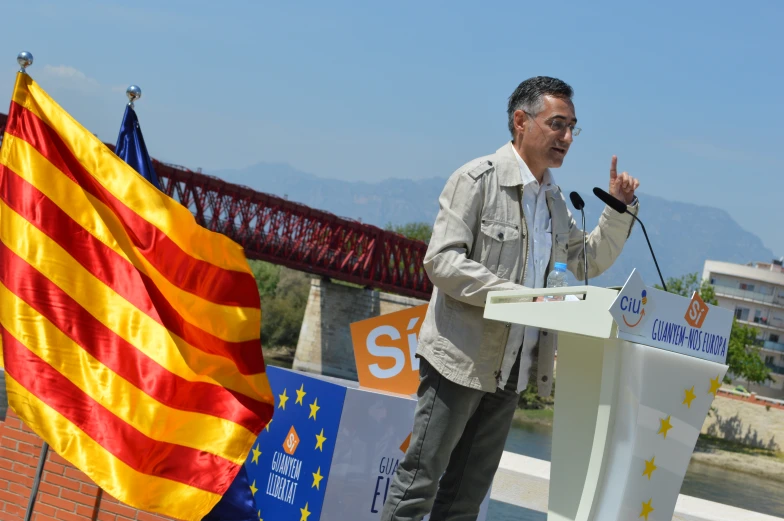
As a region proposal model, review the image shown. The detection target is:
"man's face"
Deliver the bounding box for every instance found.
[517,95,577,170]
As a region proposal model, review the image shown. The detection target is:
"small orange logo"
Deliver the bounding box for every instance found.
[685,292,709,328]
[399,432,412,453]
[282,425,300,455]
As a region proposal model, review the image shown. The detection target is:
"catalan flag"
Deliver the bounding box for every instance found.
[0,72,274,520]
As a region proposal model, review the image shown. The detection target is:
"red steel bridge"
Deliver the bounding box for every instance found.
[0,113,433,300]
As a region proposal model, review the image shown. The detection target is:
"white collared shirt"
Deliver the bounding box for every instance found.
[497,149,555,392]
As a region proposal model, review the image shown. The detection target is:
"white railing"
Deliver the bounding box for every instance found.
[714,285,784,308]
[755,395,784,406]
[717,388,784,406]
[720,388,751,398]
[492,452,783,521]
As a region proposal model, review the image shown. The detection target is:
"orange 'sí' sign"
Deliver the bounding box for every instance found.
[350,305,428,395]
[685,292,709,329]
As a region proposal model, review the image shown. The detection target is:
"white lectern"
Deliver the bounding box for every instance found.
[484,270,733,521]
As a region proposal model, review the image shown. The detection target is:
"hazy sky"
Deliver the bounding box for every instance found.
[1,0,782,254]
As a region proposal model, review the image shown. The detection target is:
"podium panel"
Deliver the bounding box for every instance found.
[548,334,621,521]
[484,270,733,521]
[591,341,727,521]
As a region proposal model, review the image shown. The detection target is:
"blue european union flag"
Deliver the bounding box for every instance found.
[114,102,259,521]
[246,366,347,521]
[114,104,162,190]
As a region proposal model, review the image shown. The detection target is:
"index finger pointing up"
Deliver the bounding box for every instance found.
[610,155,618,180]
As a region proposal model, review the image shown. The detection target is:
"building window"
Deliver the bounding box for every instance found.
[770,334,780,343]
[735,307,750,321]
[766,355,775,364]
[712,277,732,288]
[740,282,755,291]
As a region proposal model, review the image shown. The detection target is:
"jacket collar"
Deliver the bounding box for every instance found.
[495,142,559,193]
[495,142,522,187]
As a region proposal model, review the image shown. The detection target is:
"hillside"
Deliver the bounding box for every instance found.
[213,162,773,288]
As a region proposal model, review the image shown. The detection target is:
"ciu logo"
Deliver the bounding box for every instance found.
[620,289,647,328]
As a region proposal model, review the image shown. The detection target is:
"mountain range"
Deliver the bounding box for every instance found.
[212,162,774,289]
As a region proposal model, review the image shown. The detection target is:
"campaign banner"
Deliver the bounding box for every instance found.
[246,366,347,521]
[609,269,733,364]
[246,368,489,520]
[349,305,428,395]
[321,386,489,521]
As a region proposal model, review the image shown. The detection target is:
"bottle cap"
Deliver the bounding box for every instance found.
[554,262,567,271]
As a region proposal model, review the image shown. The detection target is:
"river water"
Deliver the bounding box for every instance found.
[488,421,784,520]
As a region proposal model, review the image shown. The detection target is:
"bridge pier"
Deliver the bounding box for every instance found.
[293,277,427,380]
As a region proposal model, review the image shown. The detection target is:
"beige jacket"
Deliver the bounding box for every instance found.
[417,142,638,395]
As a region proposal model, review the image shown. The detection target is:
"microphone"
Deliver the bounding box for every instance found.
[592,187,628,214]
[592,187,668,292]
[569,192,589,287]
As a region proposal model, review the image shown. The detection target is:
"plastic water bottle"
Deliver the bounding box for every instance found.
[543,262,568,301]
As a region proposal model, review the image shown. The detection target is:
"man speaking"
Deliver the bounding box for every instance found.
[381,76,640,520]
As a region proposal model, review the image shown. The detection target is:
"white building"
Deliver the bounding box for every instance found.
[702,259,784,398]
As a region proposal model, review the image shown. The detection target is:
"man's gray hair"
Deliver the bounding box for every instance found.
[507,76,573,139]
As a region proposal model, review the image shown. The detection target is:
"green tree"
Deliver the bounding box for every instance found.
[248,260,312,348]
[726,319,771,385]
[385,222,432,244]
[248,259,280,297]
[260,267,311,348]
[655,272,718,304]
[655,272,771,384]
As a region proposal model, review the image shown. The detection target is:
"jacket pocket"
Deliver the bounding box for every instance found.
[479,220,520,278]
[553,231,569,265]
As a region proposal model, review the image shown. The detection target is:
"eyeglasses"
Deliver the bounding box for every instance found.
[524,111,581,136]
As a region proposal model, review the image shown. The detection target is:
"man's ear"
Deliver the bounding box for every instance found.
[513,110,527,139]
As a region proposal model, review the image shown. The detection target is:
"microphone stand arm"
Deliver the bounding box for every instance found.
[580,208,588,287]
[628,212,668,292]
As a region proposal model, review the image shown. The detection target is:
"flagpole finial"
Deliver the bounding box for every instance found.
[126,85,142,108]
[17,52,33,73]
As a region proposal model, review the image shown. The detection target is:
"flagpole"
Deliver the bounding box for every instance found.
[24,443,49,521]
[126,84,141,108]
[13,50,49,521]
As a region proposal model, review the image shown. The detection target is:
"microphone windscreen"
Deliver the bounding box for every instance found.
[569,191,585,211]
[592,187,627,214]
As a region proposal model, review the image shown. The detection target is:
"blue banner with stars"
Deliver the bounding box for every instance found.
[245,366,347,521]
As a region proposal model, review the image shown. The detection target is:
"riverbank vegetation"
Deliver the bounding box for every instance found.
[249,259,310,363]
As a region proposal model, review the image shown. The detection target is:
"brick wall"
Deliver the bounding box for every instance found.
[0,410,173,521]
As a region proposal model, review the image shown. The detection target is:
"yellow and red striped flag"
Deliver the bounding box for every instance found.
[0,72,274,519]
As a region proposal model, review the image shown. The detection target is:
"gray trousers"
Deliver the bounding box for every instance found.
[380,355,521,521]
